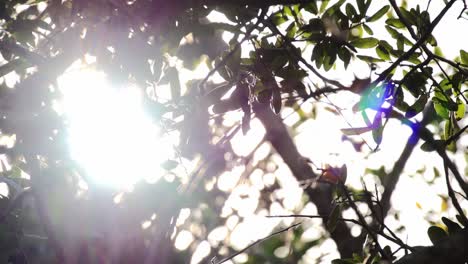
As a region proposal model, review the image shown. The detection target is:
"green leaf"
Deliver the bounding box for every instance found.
[386,18,406,28]
[460,50,468,65]
[345,3,358,19]
[433,99,450,119]
[455,98,466,120]
[362,23,373,35]
[357,0,366,15]
[385,25,400,39]
[285,21,297,39]
[427,226,447,245]
[320,0,330,13]
[272,13,288,25]
[338,47,351,69]
[367,5,389,22]
[323,45,337,71]
[305,2,318,14]
[350,37,379,49]
[312,43,325,68]
[376,44,390,61]
[356,55,384,63]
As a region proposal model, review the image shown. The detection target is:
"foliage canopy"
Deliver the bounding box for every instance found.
[0,0,467,263]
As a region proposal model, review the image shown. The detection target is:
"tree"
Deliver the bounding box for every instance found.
[0,0,467,263]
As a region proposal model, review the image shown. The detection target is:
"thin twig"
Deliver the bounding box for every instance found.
[443,160,468,226]
[211,222,301,264]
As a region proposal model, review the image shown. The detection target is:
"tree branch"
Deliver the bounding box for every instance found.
[253,102,365,258]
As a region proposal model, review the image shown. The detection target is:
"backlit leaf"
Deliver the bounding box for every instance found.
[460,50,468,65]
[350,37,379,49]
[367,5,389,22]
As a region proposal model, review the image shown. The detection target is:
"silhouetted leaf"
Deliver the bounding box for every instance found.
[272,89,282,114]
[341,126,372,135]
[420,140,445,152]
[327,204,341,232]
[338,47,352,69]
[405,94,428,118]
[441,217,462,234]
[427,226,447,245]
[304,1,318,14]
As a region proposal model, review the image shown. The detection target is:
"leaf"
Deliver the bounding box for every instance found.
[441,217,462,234]
[338,47,352,69]
[285,21,297,39]
[427,226,447,245]
[433,99,450,119]
[456,215,467,226]
[372,113,383,144]
[420,140,445,152]
[376,45,390,61]
[345,3,358,19]
[385,18,406,28]
[312,43,325,68]
[405,94,428,118]
[319,0,330,13]
[327,204,341,232]
[272,13,288,25]
[367,5,389,22]
[341,126,372,135]
[272,89,282,114]
[362,23,373,35]
[460,50,468,65]
[350,37,379,49]
[161,160,178,170]
[323,45,337,71]
[402,71,427,98]
[356,55,384,63]
[357,0,366,15]
[331,259,355,264]
[455,98,466,120]
[304,2,318,14]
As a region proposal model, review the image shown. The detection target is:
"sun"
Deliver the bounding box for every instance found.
[57,67,172,188]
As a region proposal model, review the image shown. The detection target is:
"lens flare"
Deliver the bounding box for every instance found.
[58,69,172,188]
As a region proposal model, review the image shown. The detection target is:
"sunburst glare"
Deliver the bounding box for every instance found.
[57,68,172,188]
